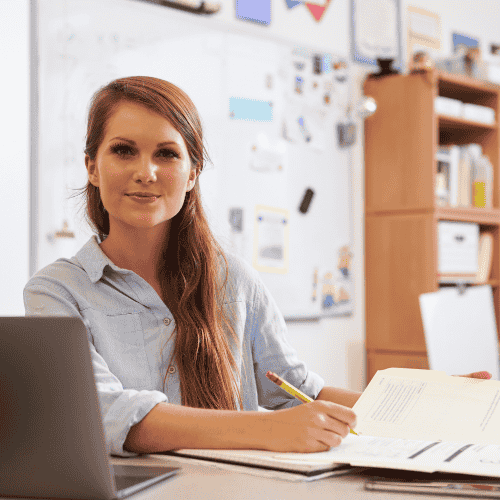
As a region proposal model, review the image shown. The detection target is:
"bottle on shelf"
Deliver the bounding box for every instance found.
[477,154,494,209]
[470,144,493,209]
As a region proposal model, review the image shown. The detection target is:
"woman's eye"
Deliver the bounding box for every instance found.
[112,144,134,156]
[110,144,179,159]
[158,149,180,159]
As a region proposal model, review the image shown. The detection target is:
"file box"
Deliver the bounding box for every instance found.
[438,221,479,280]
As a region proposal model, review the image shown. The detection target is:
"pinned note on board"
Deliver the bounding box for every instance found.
[229,97,273,122]
[249,133,286,173]
[318,245,354,317]
[236,0,271,25]
[253,205,290,274]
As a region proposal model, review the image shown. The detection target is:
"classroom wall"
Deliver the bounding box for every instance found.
[0,0,30,317]
[2,0,500,391]
[205,0,500,393]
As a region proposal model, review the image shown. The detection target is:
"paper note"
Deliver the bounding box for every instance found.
[236,0,271,25]
[406,6,441,67]
[353,0,399,64]
[353,368,500,445]
[252,206,290,274]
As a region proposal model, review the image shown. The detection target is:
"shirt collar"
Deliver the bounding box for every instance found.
[76,235,130,284]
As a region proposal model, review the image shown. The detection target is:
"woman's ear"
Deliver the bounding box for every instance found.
[85,155,99,187]
[186,165,199,192]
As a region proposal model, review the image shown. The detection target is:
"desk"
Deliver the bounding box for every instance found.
[111,456,479,500]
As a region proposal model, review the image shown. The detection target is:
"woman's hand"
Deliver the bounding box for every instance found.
[261,400,357,453]
[453,371,492,379]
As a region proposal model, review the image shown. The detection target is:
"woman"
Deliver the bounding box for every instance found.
[24,76,488,457]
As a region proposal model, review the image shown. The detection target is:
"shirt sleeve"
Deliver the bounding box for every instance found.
[23,278,168,457]
[244,265,325,410]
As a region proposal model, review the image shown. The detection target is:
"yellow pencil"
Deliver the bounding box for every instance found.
[265,370,358,435]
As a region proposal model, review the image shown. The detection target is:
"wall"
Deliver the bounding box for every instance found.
[210,0,361,393]
[0,0,30,316]
[3,0,500,391]
[186,0,500,392]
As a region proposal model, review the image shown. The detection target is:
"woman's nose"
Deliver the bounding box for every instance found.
[133,156,157,182]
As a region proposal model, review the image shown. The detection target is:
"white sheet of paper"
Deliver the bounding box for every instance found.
[354,0,399,60]
[352,368,500,445]
[252,206,289,274]
[419,286,500,380]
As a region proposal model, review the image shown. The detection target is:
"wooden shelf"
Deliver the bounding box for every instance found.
[438,280,500,288]
[437,70,500,99]
[439,115,497,145]
[434,207,500,224]
[366,207,500,224]
[364,70,500,384]
[438,115,497,132]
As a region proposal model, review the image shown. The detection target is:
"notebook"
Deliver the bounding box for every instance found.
[164,448,356,481]
[0,316,179,499]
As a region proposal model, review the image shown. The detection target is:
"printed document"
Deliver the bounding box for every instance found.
[166,369,500,478]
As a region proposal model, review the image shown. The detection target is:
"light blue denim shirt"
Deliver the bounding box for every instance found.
[23,235,324,457]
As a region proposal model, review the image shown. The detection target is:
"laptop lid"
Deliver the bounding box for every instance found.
[0,316,159,500]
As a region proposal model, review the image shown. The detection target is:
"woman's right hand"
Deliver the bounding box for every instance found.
[259,400,357,453]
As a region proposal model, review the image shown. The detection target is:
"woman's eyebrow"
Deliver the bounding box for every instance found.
[110,136,180,147]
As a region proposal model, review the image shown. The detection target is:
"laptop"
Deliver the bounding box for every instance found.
[0,316,179,499]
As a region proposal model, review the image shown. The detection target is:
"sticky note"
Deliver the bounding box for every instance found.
[236,0,271,25]
[230,98,273,122]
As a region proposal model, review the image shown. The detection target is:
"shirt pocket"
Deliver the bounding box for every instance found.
[83,309,152,389]
[83,309,143,346]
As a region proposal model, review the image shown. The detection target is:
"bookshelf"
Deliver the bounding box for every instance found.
[364,69,500,383]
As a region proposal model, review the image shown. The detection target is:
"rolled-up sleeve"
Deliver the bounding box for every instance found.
[23,279,168,457]
[246,269,325,410]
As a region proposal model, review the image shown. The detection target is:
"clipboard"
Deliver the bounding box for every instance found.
[419,285,500,380]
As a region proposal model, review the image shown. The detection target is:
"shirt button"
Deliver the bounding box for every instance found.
[163,318,171,326]
[167,365,176,374]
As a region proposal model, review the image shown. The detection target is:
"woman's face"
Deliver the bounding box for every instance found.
[86,101,198,231]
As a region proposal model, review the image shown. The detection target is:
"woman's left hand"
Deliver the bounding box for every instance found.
[453,371,492,379]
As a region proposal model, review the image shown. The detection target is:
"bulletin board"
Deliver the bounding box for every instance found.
[37,0,354,320]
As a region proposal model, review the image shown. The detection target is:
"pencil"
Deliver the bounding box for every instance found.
[265,370,358,435]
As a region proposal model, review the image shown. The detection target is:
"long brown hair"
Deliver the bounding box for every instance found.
[73,76,242,410]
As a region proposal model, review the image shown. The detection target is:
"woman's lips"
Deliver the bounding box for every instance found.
[126,195,160,204]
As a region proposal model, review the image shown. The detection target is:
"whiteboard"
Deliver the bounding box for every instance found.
[37,0,354,320]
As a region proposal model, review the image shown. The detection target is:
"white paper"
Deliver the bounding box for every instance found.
[249,134,287,173]
[353,368,500,445]
[118,368,500,479]
[252,206,289,274]
[408,10,440,41]
[354,0,399,60]
[419,286,500,380]
[324,434,500,476]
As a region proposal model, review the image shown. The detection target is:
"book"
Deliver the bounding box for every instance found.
[477,233,494,283]
[457,147,472,207]
[165,369,500,479]
[436,145,461,207]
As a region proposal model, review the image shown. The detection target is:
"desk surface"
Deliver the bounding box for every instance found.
[111,455,485,500]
